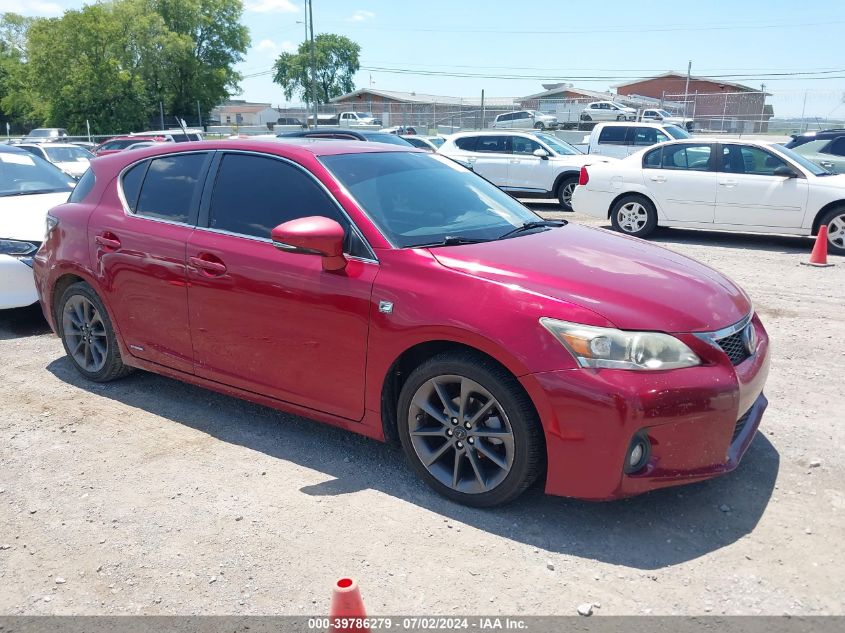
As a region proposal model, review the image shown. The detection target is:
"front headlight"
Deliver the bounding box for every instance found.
[540,318,701,370]
[0,239,38,257]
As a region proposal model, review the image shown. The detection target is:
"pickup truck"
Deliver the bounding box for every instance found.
[582,121,692,158]
[337,111,382,127]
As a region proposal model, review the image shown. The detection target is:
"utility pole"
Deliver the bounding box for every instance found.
[480,89,485,130]
[308,0,318,128]
[159,101,165,130]
[759,83,766,132]
[683,60,692,118]
[297,18,309,126]
[800,90,808,131]
[196,100,202,130]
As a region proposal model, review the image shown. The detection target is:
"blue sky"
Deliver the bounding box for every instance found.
[5,0,845,118]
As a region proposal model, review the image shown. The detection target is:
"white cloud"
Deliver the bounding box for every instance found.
[0,0,64,16]
[256,39,277,52]
[348,10,375,22]
[245,0,298,13]
[280,41,297,53]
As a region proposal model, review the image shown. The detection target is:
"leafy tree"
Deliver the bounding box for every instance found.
[0,13,36,129]
[273,34,360,104]
[148,0,250,122]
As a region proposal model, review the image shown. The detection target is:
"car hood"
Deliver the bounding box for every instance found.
[55,161,89,176]
[429,224,751,333]
[0,191,70,241]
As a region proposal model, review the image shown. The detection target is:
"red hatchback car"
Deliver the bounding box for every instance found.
[34,140,770,507]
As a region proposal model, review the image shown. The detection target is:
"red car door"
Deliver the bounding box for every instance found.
[89,151,212,373]
[185,151,377,421]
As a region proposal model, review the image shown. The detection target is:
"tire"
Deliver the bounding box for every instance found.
[396,351,544,507]
[534,122,545,130]
[616,114,626,121]
[56,282,134,382]
[580,114,592,122]
[820,207,845,256]
[610,195,658,238]
[556,175,579,211]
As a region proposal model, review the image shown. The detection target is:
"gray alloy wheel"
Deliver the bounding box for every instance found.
[57,282,134,382]
[824,210,845,255]
[407,374,515,495]
[534,122,545,130]
[62,295,108,373]
[396,351,544,507]
[557,176,579,211]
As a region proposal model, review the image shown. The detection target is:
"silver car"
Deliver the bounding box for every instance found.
[493,110,559,130]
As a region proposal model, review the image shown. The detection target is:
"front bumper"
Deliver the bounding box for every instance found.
[520,314,770,500]
[0,255,38,310]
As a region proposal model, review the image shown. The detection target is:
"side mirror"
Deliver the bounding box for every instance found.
[773,165,799,178]
[271,216,347,272]
[533,148,550,159]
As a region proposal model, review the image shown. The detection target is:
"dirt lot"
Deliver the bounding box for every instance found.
[1,210,843,616]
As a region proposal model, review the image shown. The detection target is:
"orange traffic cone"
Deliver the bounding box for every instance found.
[801,225,835,267]
[329,578,369,632]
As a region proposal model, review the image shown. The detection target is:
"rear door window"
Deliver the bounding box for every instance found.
[598,126,629,144]
[135,153,209,223]
[631,127,669,146]
[721,145,786,175]
[827,137,845,156]
[454,136,478,151]
[475,136,511,153]
[660,144,713,171]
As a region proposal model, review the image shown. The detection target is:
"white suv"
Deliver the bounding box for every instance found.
[492,110,558,130]
[438,130,614,210]
[580,101,637,122]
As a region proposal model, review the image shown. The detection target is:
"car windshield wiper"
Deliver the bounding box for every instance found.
[413,235,492,248]
[496,219,566,240]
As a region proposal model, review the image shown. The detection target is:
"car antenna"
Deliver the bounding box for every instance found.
[174,116,189,137]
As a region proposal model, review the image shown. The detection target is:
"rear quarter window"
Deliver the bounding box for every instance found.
[454,137,478,151]
[69,169,96,203]
[120,160,149,211]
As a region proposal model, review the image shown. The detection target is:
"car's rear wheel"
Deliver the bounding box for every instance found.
[534,122,545,130]
[57,282,134,382]
[556,175,579,211]
[616,114,626,121]
[397,352,544,507]
[820,207,845,256]
[610,195,658,238]
[580,114,592,121]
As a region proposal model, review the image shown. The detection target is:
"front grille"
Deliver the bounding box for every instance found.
[732,408,752,443]
[715,330,751,365]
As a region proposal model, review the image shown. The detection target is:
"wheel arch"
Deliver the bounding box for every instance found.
[379,340,535,446]
[552,170,580,197]
[606,190,659,220]
[811,200,845,234]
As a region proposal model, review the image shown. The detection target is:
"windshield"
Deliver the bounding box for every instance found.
[321,152,539,248]
[535,133,582,156]
[361,133,414,147]
[356,112,373,118]
[771,144,831,176]
[0,151,75,196]
[44,146,92,163]
[656,110,673,117]
[664,125,691,139]
[100,139,137,150]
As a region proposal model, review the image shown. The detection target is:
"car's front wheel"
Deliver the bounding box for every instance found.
[610,195,658,238]
[534,122,545,130]
[616,114,626,121]
[556,175,579,211]
[820,207,845,256]
[57,282,134,382]
[397,352,544,507]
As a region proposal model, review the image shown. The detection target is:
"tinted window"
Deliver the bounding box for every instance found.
[643,147,662,168]
[497,113,513,122]
[475,136,510,153]
[828,137,845,156]
[101,139,138,151]
[360,132,414,146]
[121,161,148,211]
[721,145,786,175]
[19,146,45,159]
[135,153,207,223]
[631,127,669,146]
[664,125,691,140]
[69,169,95,203]
[454,136,478,151]
[209,154,344,239]
[661,144,712,171]
[511,137,542,155]
[598,126,628,144]
[516,112,530,120]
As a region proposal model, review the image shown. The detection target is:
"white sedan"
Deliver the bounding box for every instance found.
[1,147,75,309]
[572,138,845,255]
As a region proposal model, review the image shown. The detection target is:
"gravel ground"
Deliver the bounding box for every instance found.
[1,210,843,616]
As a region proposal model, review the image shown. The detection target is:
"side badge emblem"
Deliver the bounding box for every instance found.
[378,301,394,314]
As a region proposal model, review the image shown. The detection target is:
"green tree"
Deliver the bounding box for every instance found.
[273,34,360,104]
[148,0,249,123]
[0,13,36,130]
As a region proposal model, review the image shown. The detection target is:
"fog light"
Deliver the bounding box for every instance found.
[624,434,651,474]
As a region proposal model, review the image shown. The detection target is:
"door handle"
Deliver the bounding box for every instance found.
[718,179,738,187]
[509,159,521,164]
[465,157,476,162]
[189,254,227,276]
[649,175,666,182]
[95,233,121,250]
